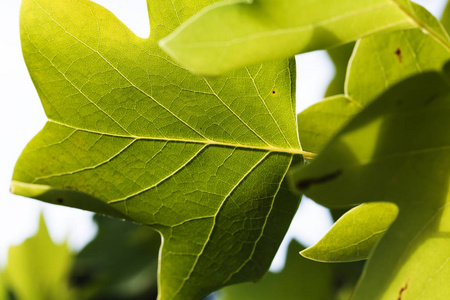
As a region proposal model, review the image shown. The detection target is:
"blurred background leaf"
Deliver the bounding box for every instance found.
[1,215,74,300]
[70,215,161,300]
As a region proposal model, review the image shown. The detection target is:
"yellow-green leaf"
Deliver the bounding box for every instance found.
[3,215,74,300]
[160,0,423,75]
[291,71,450,300]
[12,0,305,299]
[301,203,398,262]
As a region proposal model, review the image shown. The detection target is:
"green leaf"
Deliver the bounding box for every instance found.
[3,215,74,300]
[290,71,450,299]
[301,203,398,262]
[325,43,355,97]
[299,3,450,153]
[298,95,361,154]
[347,4,450,106]
[442,1,450,34]
[0,274,8,300]
[71,215,160,299]
[218,240,334,300]
[12,0,304,299]
[159,0,428,75]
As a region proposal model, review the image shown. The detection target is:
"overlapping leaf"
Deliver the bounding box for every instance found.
[299,3,450,153]
[159,0,434,75]
[12,0,305,299]
[296,2,450,271]
[291,71,450,299]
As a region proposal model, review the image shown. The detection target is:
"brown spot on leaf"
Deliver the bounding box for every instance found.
[397,282,408,300]
[56,198,64,203]
[296,170,343,190]
[395,48,402,63]
[271,90,276,95]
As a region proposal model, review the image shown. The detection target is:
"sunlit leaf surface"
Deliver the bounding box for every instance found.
[12,0,304,299]
[301,203,398,262]
[161,0,427,75]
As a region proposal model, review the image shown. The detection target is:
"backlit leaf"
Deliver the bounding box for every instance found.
[301,202,398,262]
[299,3,450,153]
[160,0,431,75]
[12,0,305,299]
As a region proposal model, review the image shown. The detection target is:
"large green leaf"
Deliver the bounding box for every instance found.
[301,202,398,262]
[159,0,447,75]
[290,71,450,299]
[12,0,307,299]
[3,215,74,300]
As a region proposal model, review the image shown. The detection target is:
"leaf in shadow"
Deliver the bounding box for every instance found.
[291,71,450,299]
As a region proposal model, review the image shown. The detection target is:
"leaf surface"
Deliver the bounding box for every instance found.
[12,0,303,299]
[160,0,425,75]
[291,71,450,299]
[301,203,398,262]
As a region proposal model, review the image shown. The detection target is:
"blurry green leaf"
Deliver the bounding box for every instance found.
[218,240,334,300]
[12,0,304,298]
[301,203,398,262]
[4,215,74,300]
[290,71,450,299]
[0,274,8,300]
[325,43,355,97]
[71,215,160,300]
[442,1,450,33]
[218,239,365,300]
[159,0,449,75]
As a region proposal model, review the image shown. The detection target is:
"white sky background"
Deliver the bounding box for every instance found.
[0,0,447,271]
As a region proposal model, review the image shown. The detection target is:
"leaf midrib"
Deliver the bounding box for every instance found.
[48,119,314,157]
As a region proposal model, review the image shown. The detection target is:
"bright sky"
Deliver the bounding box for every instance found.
[0,0,447,271]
